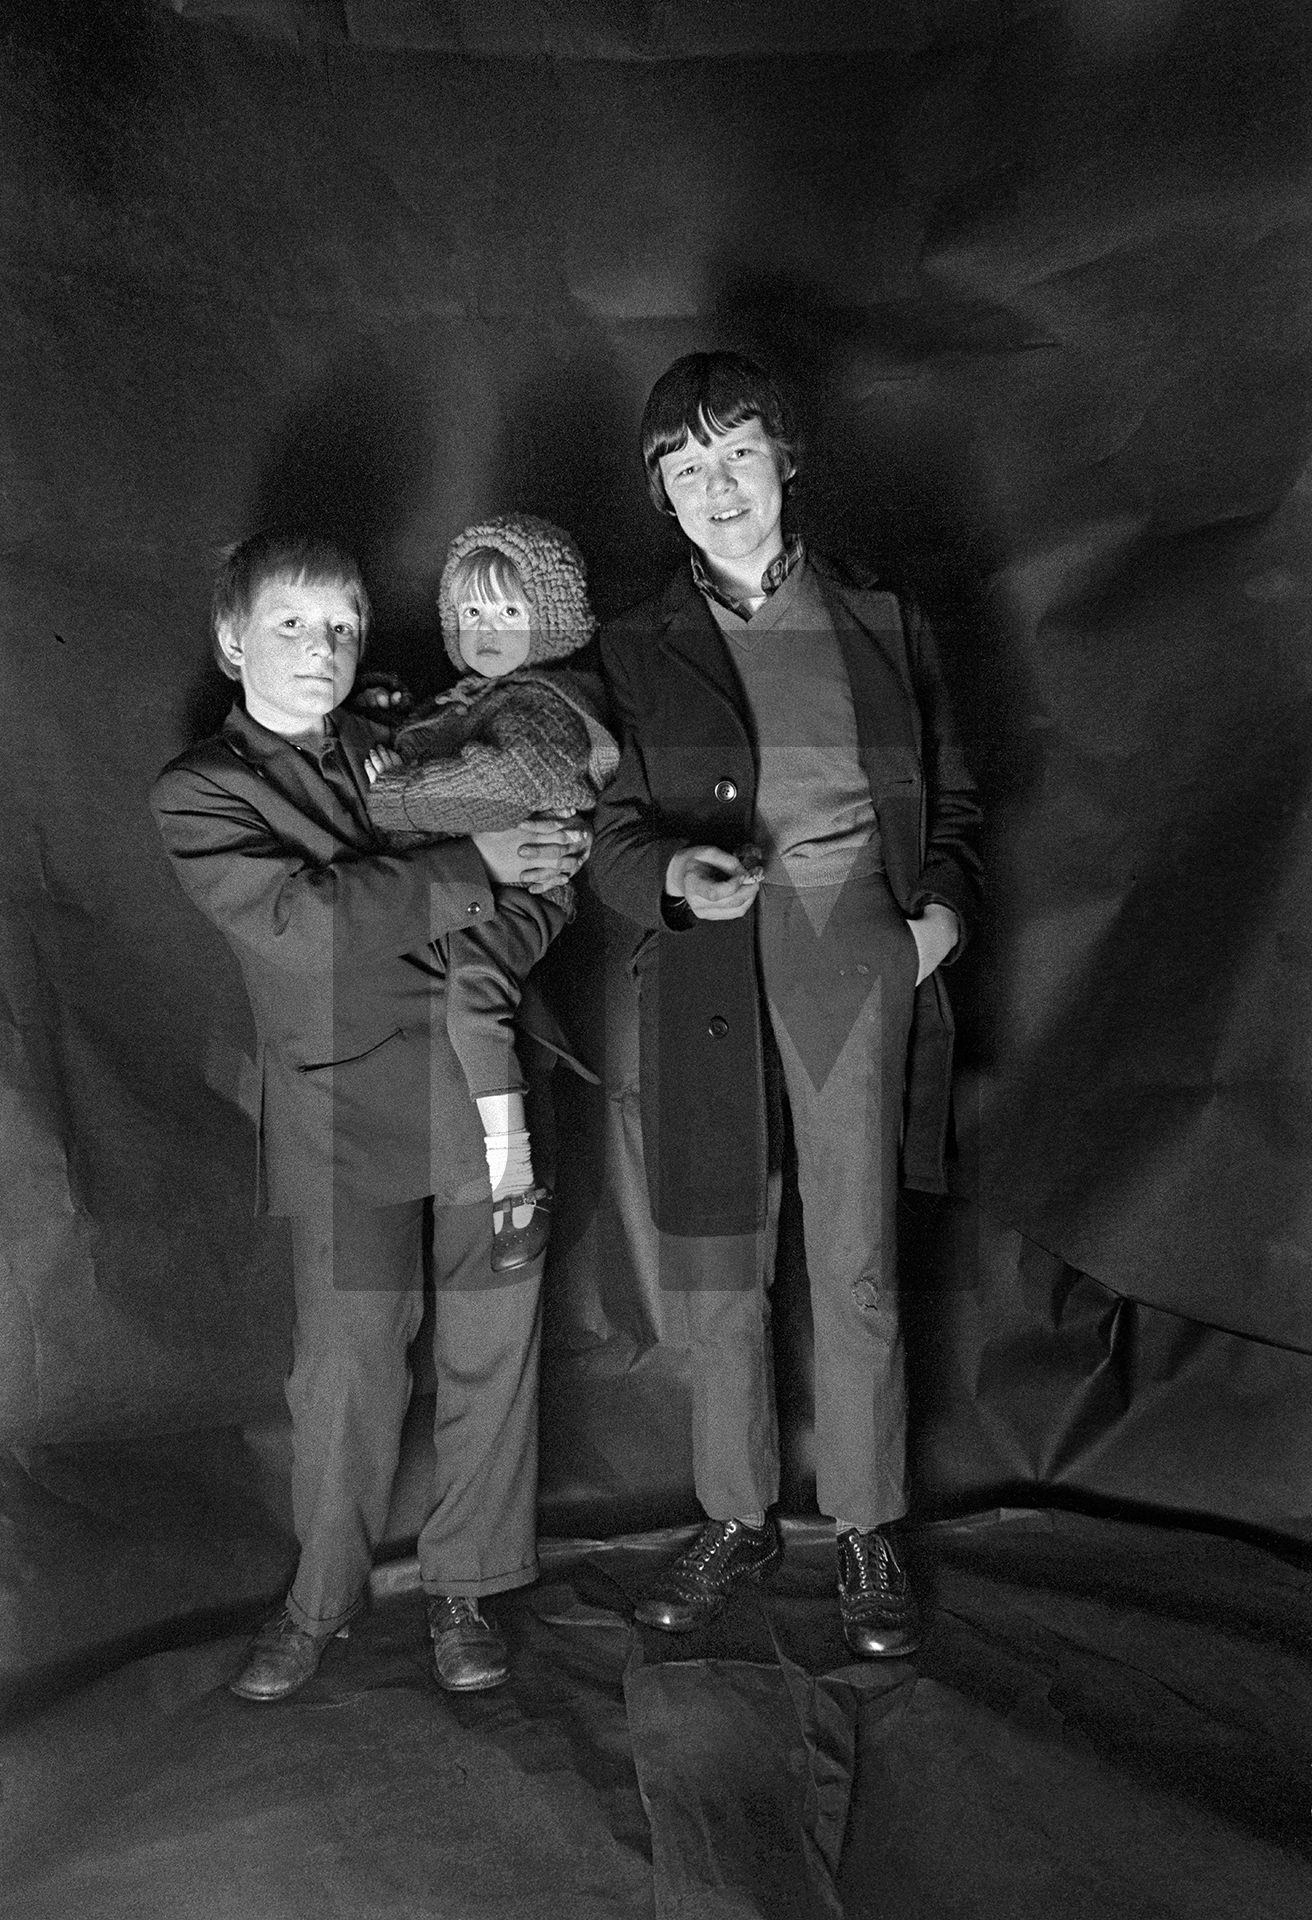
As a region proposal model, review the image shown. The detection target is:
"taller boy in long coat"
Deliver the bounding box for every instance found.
[588,352,982,1656]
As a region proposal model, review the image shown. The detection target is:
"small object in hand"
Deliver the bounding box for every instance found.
[736,843,765,877]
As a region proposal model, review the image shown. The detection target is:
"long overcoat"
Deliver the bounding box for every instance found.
[150,703,495,1216]
[587,555,983,1238]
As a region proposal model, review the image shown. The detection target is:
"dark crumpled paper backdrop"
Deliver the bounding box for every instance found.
[4,0,1312,1609]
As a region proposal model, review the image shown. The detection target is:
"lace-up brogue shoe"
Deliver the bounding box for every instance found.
[491,1187,551,1272]
[635,1516,783,1632]
[837,1525,923,1658]
[427,1595,510,1691]
[228,1607,348,1702]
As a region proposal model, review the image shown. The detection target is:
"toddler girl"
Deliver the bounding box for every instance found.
[366,514,617,1270]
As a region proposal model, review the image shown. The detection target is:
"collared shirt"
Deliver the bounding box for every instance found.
[690,534,806,621]
[226,701,338,762]
[227,703,371,834]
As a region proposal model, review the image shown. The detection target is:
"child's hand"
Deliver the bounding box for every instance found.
[349,671,414,717]
[365,745,404,785]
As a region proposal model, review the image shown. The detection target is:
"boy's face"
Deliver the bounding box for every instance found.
[456,589,532,678]
[657,416,791,580]
[218,573,362,735]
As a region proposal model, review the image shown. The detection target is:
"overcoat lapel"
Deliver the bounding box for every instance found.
[654,569,752,736]
[654,565,922,790]
[820,580,923,783]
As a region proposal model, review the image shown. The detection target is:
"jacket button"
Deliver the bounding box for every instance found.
[467,901,483,916]
[708,1016,729,1037]
[713,779,737,802]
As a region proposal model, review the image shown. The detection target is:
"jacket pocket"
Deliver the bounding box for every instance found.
[296,1027,405,1073]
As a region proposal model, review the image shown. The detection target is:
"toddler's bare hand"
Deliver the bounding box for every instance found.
[364,745,404,785]
[350,672,414,716]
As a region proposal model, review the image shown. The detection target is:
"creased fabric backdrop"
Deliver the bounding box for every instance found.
[3,0,1312,1614]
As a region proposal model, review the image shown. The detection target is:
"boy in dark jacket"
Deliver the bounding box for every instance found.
[151,530,588,1702]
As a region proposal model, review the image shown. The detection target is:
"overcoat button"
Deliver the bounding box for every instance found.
[708,1016,729,1037]
[713,779,737,802]
[467,901,483,915]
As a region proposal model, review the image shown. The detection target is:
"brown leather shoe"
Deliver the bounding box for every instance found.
[228,1607,349,1702]
[635,1517,783,1632]
[837,1525,922,1658]
[427,1595,510,1692]
[491,1188,551,1273]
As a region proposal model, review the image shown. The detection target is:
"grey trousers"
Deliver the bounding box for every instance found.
[678,871,920,1533]
[438,885,571,1098]
[285,1195,543,1632]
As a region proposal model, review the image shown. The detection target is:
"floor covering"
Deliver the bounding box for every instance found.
[4,1509,1311,1918]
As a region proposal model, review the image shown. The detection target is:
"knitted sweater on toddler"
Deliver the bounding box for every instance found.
[366,667,619,907]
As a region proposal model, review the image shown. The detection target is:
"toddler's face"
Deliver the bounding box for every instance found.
[456,590,532,678]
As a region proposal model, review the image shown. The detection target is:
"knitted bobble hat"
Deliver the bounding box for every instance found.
[439,512,598,672]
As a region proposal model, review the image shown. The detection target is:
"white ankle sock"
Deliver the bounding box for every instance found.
[484,1127,534,1200]
[735,1511,767,1531]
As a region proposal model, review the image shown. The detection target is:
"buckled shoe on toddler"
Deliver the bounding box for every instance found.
[491,1186,551,1271]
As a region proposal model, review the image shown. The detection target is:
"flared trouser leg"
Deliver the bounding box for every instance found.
[681,1229,782,1522]
[760,875,919,1530]
[285,1198,426,1632]
[416,1202,545,1598]
[285,1195,545,1627]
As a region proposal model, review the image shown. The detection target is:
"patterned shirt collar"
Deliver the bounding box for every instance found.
[690,535,806,620]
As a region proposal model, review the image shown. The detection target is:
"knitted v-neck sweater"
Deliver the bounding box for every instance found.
[704,560,881,888]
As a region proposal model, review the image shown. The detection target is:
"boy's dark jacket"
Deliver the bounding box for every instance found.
[587,552,983,1237]
[150,704,493,1215]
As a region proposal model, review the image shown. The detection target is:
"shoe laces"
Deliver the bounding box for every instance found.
[844,1528,901,1590]
[681,1518,750,1575]
[433,1594,484,1628]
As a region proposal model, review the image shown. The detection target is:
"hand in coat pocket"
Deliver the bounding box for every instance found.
[905,902,960,984]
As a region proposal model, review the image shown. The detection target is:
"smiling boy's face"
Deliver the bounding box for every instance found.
[657,415,791,585]
[217,572,363,736]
